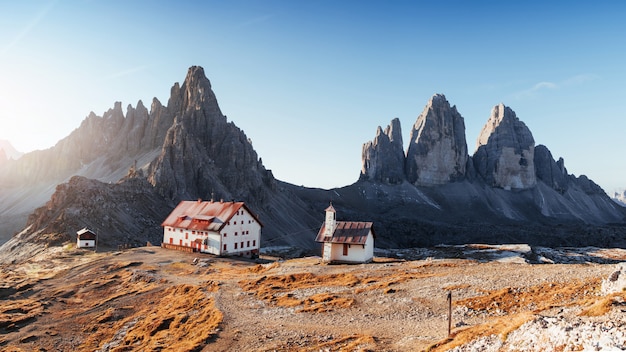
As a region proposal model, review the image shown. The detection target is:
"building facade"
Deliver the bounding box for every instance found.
[161,200,262,257]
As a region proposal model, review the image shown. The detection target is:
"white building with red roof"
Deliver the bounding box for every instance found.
[76,228,97,249]
[315,203,375,263]
[161,199,262,257]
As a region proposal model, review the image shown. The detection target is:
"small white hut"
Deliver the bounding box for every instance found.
[315,203,375,264]
[76,228,97,249]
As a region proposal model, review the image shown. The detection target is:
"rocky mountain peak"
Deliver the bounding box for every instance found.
[179,66,218,113]
[473,103,536,190]
[360,118,405,184]
[385,117,403,143]
[405,94,468,186]
[147,66,274,203]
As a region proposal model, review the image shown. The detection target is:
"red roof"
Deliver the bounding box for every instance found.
[77,228,96,240]
[161,200,263,231]
[315,221,374,244]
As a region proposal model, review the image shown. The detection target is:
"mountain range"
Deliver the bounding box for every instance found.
[1,66,625,262]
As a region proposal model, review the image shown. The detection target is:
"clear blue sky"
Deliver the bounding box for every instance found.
[1,1,625,194]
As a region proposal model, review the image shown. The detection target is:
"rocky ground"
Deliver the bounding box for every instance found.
[0,245,625,351]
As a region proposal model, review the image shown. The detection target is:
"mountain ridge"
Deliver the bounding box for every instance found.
[1,66,625,260]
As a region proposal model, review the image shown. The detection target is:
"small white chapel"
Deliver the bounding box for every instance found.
[315,203,375,264]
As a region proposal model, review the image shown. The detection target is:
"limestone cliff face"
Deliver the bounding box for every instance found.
[360,118,405,184]
[405,94,468,186]
[534,145,569,193]
[473,104,536,190]
[146,66,275,203]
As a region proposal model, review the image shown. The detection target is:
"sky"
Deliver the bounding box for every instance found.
[1,0,626,194]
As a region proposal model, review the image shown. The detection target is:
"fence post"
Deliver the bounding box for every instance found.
[447,291,452,336]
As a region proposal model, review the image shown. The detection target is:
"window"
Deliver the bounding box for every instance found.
[179,239,183,246]
[223,233,227,237]
[169,238,173,244]
[234,243,238,249]
[192,231,196,234]
[247,241,250,247]
[185,233,188,240]
[253,240,256,247]
[235,232,238,236]
[179,229,183,232]
[343,244,349,256]
[223,244,227,251]
[240,242,243,248]
[248,220,251,224]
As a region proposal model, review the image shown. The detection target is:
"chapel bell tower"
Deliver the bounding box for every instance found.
[324,203,336,236]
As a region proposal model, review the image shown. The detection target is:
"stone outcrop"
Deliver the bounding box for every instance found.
[602,262,626,294]
[360,118,405,184]
[534,145,569,193]
[473,104,536,190]
[405,94,468,186]
[0,176,172,263]
[534,144,606,196]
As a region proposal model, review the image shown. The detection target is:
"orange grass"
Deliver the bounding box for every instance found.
[429,277,606,351]
[84,284,223,352]
[579,292,625,316]
[427,312,534,352]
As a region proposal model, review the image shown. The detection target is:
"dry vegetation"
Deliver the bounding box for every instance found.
[0,246,624,351]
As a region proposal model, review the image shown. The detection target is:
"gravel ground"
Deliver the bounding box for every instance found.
[1,245,624,351]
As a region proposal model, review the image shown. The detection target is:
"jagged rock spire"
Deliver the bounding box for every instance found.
[147,66,274,202]
[473,104,536,190]
[360,118,405,184]
[405,94,468,186]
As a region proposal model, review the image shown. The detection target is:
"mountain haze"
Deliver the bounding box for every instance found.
[0,66,319,254]
[0,140,22,161]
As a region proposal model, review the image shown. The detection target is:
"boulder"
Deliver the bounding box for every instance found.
[602,262,626,295]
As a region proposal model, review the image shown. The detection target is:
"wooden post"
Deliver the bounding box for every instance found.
[447,291,452,336]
